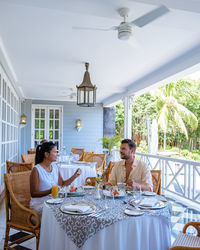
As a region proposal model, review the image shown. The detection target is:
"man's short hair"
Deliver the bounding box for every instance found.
[121,139,136,151]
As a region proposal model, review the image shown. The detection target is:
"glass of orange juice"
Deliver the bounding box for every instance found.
[51,185,58,198]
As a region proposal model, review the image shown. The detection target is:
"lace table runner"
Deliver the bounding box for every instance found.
[49,194,171,248]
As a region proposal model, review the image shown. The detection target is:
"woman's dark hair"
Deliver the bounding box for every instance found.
[35,141,56,164]
[121,139,136,151]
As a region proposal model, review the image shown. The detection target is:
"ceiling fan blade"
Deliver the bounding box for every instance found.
[72,26,118,31]
[131,5,169,28]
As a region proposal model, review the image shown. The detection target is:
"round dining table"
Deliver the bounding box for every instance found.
[59,162,97,187]
[39,193,171,250]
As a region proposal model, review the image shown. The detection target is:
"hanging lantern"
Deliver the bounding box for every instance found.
[76,62,97,107]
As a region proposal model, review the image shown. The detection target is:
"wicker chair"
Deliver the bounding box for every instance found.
[85,177,96,186]
[21,153,35,164]
[6,161,34,173]
[27,149,36,154]
[71,148,84,160]
[170,221,200,249]
[4,171,40,250]
[83,153,106,172]
[102,161,116,182]
[151,170,161,195]
[81,151,94,162]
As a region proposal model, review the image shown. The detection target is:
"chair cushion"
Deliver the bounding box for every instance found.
[172,233,200,247]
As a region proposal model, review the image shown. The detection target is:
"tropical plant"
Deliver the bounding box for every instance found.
[151,82,198,149]
[100,136,121,154]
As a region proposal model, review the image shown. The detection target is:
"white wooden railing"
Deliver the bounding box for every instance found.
[136,152,200,207]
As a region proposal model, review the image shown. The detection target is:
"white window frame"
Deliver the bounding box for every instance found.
[31,104,63,149]
[0,64,19,193]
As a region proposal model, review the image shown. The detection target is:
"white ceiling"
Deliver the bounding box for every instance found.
[0,0,200,106]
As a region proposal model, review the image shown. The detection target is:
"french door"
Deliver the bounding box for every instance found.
[31,105,63,149]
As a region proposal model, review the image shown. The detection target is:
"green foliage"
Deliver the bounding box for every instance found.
[191,153,200,161]
[115,78,200,155]
[100,136,121,154]
[181,149,190,157]
[137,140,148,153]
[115,104,124,136]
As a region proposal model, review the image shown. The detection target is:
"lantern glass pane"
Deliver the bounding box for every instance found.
[89,90,93,103]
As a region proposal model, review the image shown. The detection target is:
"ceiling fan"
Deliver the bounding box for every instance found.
[57,88,76,100]
[72,5,169,41]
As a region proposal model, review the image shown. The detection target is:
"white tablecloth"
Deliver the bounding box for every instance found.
[39,204,171,250]
[59,163,96,187]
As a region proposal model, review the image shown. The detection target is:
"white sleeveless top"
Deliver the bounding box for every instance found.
[35,162,59,191]
[30,162,59,216]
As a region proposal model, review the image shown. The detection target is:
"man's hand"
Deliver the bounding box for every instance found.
[126,179,138,189]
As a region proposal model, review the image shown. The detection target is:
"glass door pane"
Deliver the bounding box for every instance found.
[32,106,62,150]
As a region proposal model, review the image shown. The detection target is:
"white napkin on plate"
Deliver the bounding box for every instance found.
[139,198,159,207]
[62,204,91,213]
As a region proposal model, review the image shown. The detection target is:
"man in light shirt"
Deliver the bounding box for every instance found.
[108,139,153,191]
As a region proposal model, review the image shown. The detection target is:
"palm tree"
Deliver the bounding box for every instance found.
[151,82,198,150]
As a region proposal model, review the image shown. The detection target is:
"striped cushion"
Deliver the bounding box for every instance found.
[172,233,200,247]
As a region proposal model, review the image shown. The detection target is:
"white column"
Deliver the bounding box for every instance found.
[123,96,132,139]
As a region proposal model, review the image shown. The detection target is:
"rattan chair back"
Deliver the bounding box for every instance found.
[21,153,35,164]
[170,221,200,249]
[27,149,36,154]
[81,151,94,162]
[71,148,84,160]
[6,160,34,173]
[4,171,40,249]
[92,154,106,172]
[102,161,116,182]
[151,170,161,195]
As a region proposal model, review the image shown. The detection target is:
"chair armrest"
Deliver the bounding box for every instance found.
[183,222,200,237]
[10,194,40,230]
[170,246,200,250]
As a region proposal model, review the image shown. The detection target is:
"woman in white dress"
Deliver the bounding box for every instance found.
[30,141,81,216]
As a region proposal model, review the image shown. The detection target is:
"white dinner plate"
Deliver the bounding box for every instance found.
[142,191,156,196]
[67,191,86,196]
[138,201,167,210]
[103,190,126,198]
[124,209,145,216]
[60,202,96,215]
[82,185,95,190]
[46,198,63,205]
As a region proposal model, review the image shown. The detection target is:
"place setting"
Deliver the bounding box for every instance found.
[45,185,64,205]
[60,202,97,215]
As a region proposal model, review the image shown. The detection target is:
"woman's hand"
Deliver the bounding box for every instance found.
[74,168,82,177]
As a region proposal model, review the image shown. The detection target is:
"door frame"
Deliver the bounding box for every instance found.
[31,104,63,149]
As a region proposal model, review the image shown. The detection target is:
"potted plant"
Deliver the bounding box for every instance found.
[100,136,121,166]
[100,136,121,154]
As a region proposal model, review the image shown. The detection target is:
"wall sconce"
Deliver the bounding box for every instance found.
[75,119,82,132]
[19,113,27,125]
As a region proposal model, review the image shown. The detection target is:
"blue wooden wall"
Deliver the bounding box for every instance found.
[20,99,103,154]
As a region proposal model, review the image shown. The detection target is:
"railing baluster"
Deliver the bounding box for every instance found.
[134,152,200,207]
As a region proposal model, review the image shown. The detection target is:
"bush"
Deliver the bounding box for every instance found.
[137,140,148,153]
[181,149,190,157]
[169,147,180,153]
[192,149,200,154]
[191,153,200,161]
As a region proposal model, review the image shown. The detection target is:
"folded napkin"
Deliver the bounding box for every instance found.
[139,198,159,207]
[62,204,91,213]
